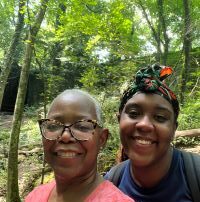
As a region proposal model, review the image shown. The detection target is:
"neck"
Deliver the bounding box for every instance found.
[131,147,173,188]
[50,171,104,202]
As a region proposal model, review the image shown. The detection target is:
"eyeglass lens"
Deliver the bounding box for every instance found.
[40,120,95,141]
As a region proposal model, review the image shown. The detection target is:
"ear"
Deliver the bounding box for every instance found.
[99,128,109,149]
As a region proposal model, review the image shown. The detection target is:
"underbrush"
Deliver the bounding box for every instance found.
[0,110,41,199]
[177,98,200,130]
[174,136,200,148]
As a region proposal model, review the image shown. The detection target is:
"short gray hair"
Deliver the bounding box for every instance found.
[57,89,103,126]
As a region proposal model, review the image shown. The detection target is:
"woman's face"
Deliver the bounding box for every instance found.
[119,93,176,167]
[42,93,108,182]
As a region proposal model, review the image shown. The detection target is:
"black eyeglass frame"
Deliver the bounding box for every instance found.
[38,118,102,141]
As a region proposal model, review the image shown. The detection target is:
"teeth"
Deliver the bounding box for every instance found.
[136,139,152,145]
[57,152,77,158]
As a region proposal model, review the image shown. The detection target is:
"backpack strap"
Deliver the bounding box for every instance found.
[106,160,127,186]
[181,150,200,202]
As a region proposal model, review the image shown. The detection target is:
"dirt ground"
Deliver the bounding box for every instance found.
[0,113,13,128]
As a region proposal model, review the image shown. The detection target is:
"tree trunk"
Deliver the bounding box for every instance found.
[47,4,66,100]
[157,0,170,65]
[6,0,49,201]
[137,0,162,63]
[0,0,25,110]
[180,0,192,103]
[137,0,170,65]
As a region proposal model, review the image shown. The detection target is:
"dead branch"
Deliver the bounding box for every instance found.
[175,128,200,138]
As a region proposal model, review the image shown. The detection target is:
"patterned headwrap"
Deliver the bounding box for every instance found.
[119,64,179,120]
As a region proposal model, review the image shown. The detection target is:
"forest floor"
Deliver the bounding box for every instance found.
[0,114,200,202]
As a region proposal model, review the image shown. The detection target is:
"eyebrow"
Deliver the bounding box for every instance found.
[124,103,140,109]
[154,104,173,114]
[125,103,173,114]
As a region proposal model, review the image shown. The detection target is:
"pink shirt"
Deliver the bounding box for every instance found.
[25,180,135,202]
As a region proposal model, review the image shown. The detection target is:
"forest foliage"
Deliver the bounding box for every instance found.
[0,0,199,105]
[0,0,199,201]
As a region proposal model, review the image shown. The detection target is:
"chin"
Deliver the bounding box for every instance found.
[128,152,154,167]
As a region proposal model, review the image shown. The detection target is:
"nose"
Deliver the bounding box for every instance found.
[136,115,154,132]
[57,128,76,143]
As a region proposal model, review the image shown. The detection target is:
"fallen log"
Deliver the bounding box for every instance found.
[175,128,200,138]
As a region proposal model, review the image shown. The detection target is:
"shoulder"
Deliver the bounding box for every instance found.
[179,149,200,164]
[178,149,200,201]
[173,149,200,175]
[25,181,55,202]
[104,160,129,182]
[86,180,135,202]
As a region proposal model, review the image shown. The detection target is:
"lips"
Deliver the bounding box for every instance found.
[54,148,82,158]
[56,151,78,158]
[135,139,152,145]
[133,136,157,145]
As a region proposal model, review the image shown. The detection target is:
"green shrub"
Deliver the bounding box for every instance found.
[24,105,39,119]
[20,119,41,146]
[96,94,121,173]
[178,98,200,130]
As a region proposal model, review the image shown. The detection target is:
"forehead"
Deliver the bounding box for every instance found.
[48,92,97,119]
[124,93,174,113]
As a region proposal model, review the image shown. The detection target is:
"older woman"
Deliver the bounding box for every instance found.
[25,89,134,202]
[105,64,200,202]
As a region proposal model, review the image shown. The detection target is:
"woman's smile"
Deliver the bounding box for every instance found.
[56,151,80,158]
[129,136,158,155]
[134,138,155,145]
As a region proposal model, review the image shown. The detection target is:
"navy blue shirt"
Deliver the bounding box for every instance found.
[105,149,192,202]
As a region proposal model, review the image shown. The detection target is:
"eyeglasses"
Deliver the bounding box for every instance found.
[38,119,101,141]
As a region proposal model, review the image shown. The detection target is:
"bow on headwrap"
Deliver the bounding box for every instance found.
[119,64,179,120]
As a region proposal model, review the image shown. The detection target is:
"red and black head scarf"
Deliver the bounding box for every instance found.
[119,64,180,120]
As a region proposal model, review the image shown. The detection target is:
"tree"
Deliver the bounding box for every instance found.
[6,0,49,201]
[180,0,192,103]
[136,0,170,64]
[0,0,25,110]
[157,0,170,65]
